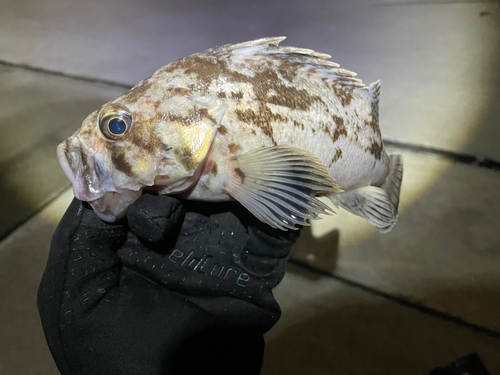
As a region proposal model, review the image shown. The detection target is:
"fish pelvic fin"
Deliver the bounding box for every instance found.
[226,146,342,231]
[332,154,403,233]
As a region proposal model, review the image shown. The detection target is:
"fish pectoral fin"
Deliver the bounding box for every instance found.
[226,146,341,231]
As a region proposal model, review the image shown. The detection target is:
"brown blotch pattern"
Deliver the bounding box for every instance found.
[278,60,298,82]
[307,68,318,77]
[167,87,191,97]
[234,104,287,146]
[198,108,217,124]
[174,146,197,171]
[218,125,228,135]
[228,143,242,154]
[331,83,354,107]
[332,114,344,128]
[367,141,383,160]
[217,91,227,99]
[331,148,343,164]
[63,140,77,172]
[293,120,304,130]
[363,108,383,160]
[172,54,325,112]
[162,112,192,126]
[252,68,325,111]
[121,79,155,103]
[210,161,218,176]
[331,126,348,142]
[364,113,381,134]
[110,145,135,177]
[181,55,246,87]
[128,113,163,153]
[231,91,244,100]
[162,107,216,127]
[320,119,347,144]
[234,167,245,183]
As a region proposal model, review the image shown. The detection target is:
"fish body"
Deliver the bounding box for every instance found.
[58,37,403,231]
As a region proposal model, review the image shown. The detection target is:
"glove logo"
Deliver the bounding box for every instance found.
[168,249,251,287]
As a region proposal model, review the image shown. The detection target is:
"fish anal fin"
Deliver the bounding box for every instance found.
[333,154,403,233]
[226,146,341,231]
[334,186,395,233]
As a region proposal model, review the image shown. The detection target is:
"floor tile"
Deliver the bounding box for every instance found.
[0,189,73,375]
[0,65,126,239]
[295,145,500,332]
[0,0,498,158]
[263,268,500,375]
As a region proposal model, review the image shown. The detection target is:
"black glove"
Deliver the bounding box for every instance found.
[38,193,300,375]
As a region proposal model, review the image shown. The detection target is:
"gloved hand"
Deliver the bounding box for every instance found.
[37,193,300,375]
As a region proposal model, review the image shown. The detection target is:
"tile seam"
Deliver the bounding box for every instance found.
[0,59,132,89]
[384,139,500,172]
[289,258,500,341]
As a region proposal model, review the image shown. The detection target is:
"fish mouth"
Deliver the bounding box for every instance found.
[57,136,110,201]
[57,136,142,222]
[88,189,142,222]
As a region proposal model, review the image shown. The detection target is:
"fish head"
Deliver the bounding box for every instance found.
[57,81,224,222]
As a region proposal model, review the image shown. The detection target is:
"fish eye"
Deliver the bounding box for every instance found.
[98,104,132,141]
[108,117,127,135]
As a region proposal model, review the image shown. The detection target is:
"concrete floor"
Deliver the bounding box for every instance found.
[1,0,499,374]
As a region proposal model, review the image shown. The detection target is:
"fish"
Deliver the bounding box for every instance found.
[57,36,403,231]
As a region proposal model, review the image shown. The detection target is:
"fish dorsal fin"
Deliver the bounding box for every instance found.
[226,146,342,231]
[226,36,333,60]
[222,37,366,89]
[225,36,287,52]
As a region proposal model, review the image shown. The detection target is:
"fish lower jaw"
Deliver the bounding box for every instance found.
[87,189,143,222]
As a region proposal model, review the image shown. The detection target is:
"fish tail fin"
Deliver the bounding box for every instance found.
[330,154,403,233]
[381,154,403,219]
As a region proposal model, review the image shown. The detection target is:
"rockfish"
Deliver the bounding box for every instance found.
[58,37,403,231]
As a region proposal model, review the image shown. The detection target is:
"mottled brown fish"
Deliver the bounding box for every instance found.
[58,37,403,231]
